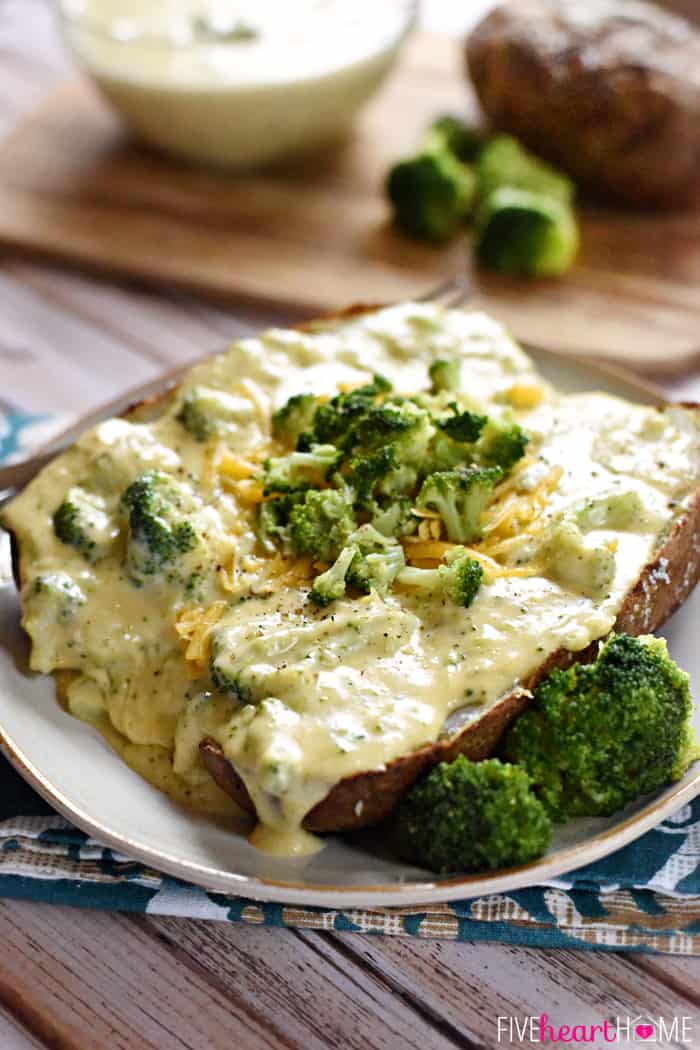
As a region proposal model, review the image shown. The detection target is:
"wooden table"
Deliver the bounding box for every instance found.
[1,3,699,1047]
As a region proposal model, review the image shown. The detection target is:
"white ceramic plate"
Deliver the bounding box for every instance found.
[1,347,699,908]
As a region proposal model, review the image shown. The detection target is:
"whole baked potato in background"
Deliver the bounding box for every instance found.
[466,0,700,209]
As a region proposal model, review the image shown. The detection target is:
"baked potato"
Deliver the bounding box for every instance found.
[466,0,700,208]
[5,302,700,848]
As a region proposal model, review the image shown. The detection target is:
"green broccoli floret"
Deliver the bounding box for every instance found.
[476,135,574,204]
[397,547,483,607]
[288,489,356,563]
[121,470,198,579]
[271,393,318,447]
[301,375,392,449]
[310,545,357,606]
[346,524,406,596]
[475,186,579,278]
[426,115,485,163]
[310,525,405,605]
[387,149,476,243]
[502,634,700,821]
[428,358,462,394]
[393,756,551,873]
[416,465,503,543]
[346,402,417,452]
[26,572,86,624]
[254,492,305,554]
[370,497,417,538]
[386,117,480,242]
[437,404,488,444]
[383,401,436,459]
[209,634,252,701]
[176,385,254,442]
[53,486,118,563]
[344,400,435,502]
[424,430,474,473]
[477,418,528,471]
[345,445,397,504]
[263,444,342,494]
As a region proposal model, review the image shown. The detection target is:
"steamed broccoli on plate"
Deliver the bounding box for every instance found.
[394,756,552,874]
[287,488,356,565]
[503,633,700,821]
[262,443,342,494]
[393,633,698,874]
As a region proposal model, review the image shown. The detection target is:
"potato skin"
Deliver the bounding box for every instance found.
[466,0,700,208]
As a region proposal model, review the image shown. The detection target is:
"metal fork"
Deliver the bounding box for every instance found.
[0,278,472,509]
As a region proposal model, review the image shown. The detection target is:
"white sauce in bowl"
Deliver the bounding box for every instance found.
[59,0,416,167]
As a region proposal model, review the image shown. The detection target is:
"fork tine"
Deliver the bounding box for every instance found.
[417,273,473,309]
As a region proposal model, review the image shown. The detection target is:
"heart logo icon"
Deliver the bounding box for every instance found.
[635,1025,655,1040]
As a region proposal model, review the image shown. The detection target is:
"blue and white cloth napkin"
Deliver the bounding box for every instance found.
[1,406,699,953]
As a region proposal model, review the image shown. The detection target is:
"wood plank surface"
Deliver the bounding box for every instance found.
[0,3,699,1049]
[3,29,700,372]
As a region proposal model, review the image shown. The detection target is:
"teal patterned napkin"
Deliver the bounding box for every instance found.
[1,406,699,953]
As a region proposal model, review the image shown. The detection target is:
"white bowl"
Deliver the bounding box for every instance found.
[58,0,417,169]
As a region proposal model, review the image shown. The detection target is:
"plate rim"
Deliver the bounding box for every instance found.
[2,341,699,908]
[1,719,699,907]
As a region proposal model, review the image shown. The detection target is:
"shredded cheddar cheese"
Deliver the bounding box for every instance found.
[225,478,266,505]
[483,465,564,543]
[503,383,544,410]
[175,601,228,670]
[400,458,563,581]
[216,451,258,481]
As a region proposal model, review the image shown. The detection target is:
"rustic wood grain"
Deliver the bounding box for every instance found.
[2,31,700,372]
[328,932,700,1045]
[0,901,281,1050]
[630,954,700,1009]
[146,916,465,1050]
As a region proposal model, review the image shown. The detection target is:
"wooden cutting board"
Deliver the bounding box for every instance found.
[1,31,700,375]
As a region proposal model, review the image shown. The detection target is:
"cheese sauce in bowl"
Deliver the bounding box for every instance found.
[58,0,417,168]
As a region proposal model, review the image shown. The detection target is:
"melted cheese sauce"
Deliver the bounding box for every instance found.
[59,0,414,167]
[6,304,700,856]
[62,0,413,85]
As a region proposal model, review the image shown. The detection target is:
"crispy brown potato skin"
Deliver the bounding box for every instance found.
[466,0,700,208]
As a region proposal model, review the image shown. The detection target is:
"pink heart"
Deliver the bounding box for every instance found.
[636,1025,655,1040]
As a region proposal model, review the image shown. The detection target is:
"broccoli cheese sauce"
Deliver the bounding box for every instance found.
[5,304,700,857]
[59,0,414,168]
